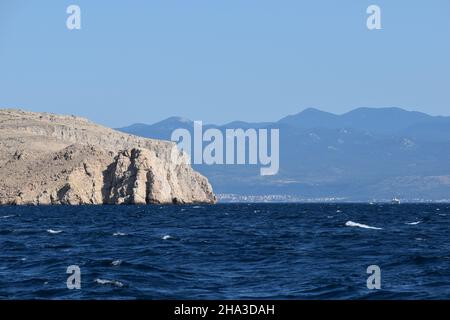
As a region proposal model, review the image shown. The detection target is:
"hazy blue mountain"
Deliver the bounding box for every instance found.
[340,107,431,134]
[401,117,450,142]
[117,107,450,201]
[278,107,432,134]
[278,107,340,129]
[119,117,193,140]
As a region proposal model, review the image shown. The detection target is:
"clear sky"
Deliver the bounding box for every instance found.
[0,0,449,127]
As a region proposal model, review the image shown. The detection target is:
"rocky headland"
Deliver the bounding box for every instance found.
[0,109,216,205]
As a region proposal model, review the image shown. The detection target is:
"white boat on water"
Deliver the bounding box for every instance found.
[391,198,401,204]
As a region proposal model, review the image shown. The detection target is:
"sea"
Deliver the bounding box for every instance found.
[0,203,449,300]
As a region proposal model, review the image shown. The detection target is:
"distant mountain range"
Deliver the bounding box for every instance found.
[117,107,450,201]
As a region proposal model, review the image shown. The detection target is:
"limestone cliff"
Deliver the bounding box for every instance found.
[0,109,216,205]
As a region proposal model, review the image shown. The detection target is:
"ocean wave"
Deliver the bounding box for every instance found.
[406,221,421,225]
[345,221,382,230]
[2,204,448,299]
[47,229,63,234]
[111,260,122,266]
[162,235,173,240]
[94,279,124,287]
[113,232,127,236]
[1,215,15,219]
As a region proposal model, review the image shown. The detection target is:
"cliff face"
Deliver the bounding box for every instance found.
[0,109,216,205]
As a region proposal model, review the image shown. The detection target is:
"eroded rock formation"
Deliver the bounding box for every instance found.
[0,109,216,205]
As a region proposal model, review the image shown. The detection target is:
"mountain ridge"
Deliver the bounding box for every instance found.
[117,107,450,201]
[120,107,447,135]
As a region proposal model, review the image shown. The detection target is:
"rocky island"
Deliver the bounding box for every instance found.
[0,109,216,205]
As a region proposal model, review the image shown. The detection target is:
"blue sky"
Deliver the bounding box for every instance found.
[0,0,449,127]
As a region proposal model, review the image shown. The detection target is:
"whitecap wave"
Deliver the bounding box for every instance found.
[193,206,202,209]
[113,232,127,236]
[1,215,14,219]
[112,260,122,266]
[345,221,382,230]
[94,278,124,287]
[406,221,421,225]
[47,229,63,234]
[162,235,173,240]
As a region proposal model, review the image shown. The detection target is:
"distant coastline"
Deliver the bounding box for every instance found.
[119,107,450,201]
[217,194,450,204]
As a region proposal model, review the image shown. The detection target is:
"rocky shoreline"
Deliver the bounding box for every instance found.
[0,109,216,205]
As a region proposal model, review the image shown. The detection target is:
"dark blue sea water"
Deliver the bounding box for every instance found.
[0,204,449,300]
